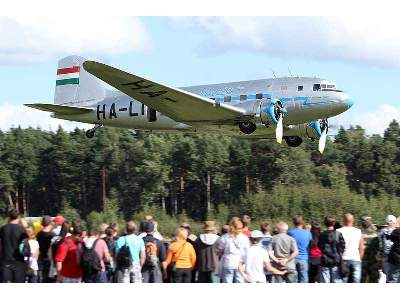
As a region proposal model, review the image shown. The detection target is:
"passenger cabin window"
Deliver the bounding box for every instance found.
[297,85,303,91]
[240,95,247,101]
[224,96,231,102]
[256,93,263,99]
[313,84,321,91]
[281,86,288,90]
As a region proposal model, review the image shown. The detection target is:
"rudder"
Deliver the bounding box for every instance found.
[54,56,105,106]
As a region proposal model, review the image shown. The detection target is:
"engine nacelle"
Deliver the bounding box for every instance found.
[259,99,283,127]
[284,120,328,139]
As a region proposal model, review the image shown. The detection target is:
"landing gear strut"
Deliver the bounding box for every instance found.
[239,122,256,134]
[85,124,103,138]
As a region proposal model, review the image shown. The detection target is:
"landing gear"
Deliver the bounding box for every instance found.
[284,136,303,147]
[239,122,256,134]
[85,124,103,138]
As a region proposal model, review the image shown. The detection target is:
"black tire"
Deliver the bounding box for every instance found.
[284,136,303,147]
[239,122,256,134]
[85,130,95,138]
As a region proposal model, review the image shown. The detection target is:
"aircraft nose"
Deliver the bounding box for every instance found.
[340,93,353,109]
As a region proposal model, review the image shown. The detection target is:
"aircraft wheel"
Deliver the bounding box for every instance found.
[85,130,95,139]
[284,136,303,147]
[239,122,256,134]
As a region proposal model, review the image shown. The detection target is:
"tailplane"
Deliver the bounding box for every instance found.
[54,55,105,106]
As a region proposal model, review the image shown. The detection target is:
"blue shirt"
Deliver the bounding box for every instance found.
[115,234,145,263]
[288,228,312,261]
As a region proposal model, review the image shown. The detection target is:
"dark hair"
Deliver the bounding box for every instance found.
[310,222,321,247]
[260,222,270,234]
[59,221,71,238]
[88,229,98,237]
[41,215,52,227]
[324,216,336,228]
[293,215,304,227]
[241,215,251,227]
[7,208,19,221]
[72,225,84,236]
[105,227,114,237]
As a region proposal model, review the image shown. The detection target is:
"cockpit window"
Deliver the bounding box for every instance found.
[297,85,303,91]
[313,84,321,91]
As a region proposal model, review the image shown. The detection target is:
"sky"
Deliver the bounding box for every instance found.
[0,16,400,134]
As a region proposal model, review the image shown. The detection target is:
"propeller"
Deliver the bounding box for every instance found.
[318,119,329,154]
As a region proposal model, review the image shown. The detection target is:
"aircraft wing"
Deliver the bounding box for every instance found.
[25,103,93,115]
[83,61,247,124]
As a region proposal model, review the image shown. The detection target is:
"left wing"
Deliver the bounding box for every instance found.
[24,103,93,115]
[83,61,248,124]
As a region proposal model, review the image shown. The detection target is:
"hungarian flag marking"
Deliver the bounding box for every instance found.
[56,66,80,86]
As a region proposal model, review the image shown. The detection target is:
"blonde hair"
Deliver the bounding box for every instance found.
[230,217,243,237]
[175,227,188,241]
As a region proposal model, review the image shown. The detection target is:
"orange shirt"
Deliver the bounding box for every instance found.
[166,240,196,269]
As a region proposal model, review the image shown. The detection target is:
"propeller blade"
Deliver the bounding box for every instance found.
[318,127,328,154]
[276,114,283,144]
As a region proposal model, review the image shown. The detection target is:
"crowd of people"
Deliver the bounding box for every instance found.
[0,208,400,283]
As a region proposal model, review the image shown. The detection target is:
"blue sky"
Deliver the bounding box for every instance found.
[1,16,399,134]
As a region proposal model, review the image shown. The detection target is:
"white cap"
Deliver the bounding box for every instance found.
[250,230,265,238]
[385,215,397,224]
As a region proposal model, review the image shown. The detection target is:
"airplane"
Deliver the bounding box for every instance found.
[25,56,353,153]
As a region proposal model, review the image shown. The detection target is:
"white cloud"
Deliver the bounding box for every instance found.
[170,17,400,67]
[334,104,400,135]
[0,17,150,63]
[0,103,91,132]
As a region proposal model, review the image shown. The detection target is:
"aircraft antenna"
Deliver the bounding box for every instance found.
[288,66,293,77]
[271,70,277,78]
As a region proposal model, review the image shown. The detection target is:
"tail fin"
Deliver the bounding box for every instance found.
[54,55,105,106]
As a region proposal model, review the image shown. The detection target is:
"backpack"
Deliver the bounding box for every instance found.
[116,237,132,269]
[144,238,159,269]
[19,238,31,261]
[80,239,101,276]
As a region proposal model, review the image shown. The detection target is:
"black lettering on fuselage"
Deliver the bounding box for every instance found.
[141,104,145,115]
[109,103,117,119]
[97,104,106,120]
[140,90,168,98]
[129,101,138,116]
[120,80,154,90]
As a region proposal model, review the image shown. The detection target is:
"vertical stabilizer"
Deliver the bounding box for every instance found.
[54,56,105,106]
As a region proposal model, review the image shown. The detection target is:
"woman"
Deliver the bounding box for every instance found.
[216,217,250,283]
[165,227,196,283]
[309,222,322,282]
[26,227,40,283]
[48,221,71,281]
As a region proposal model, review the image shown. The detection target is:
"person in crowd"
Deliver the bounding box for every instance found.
[305,223,312,231]
[48,221,71,281]
[217,217,250,283]
[308,222,322,283]
[268,221,298,283]
[379,215,398,275]
[82,229,110,283]
[165,227,197,283]
[387,227,400,283]
[288,215,312,283]
[36,215,54,283]
[318,216,346,283]
[98,224,108,239]
[221,224,230,235]
[241,215,252,238]
[337,213,365,283]
[52,215,65,236]
[103,226,117,282]
[54,224,84,283]
[259,221,273,282]
[239,230,287,283]
[0,209,28,283]
[361,216,380,283]
[115,221,145,283]
[141,221,166,283]
[194,221,220,283]
[25,227,40,283]
[180,222,198,282]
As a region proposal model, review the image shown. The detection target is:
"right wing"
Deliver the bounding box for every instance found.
[83,61,248,124]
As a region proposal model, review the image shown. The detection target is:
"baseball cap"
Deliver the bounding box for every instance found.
[53,215,64,226]
[143,221,155,233]
[250,230,264,238]
[386,215,397,224]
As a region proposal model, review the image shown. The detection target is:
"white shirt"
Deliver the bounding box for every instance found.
[241,244,270,283]
[217,233,250,269]
[337,226,362,261]
[28,239,40,271]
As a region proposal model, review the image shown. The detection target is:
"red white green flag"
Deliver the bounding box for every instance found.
[56,66,80,86]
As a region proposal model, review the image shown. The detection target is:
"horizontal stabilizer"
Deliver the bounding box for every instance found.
[24,103,93,115]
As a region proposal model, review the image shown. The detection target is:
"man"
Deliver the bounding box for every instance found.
[82,229,111,283]
[337,213,364,283]
[141,221,166,283]
[268,221,298,283]
[239,230,287,283]
[115,221,145,283]
[52,215,64,236]
[0,209,27,283]
[194,221,220,283]
[379,215,398,275]
[288,215,312,283]
[36,215,54,283]
[54,225,84,283]
[241,215,252,238]
[387,227,400,283]
[318,216,346,283]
